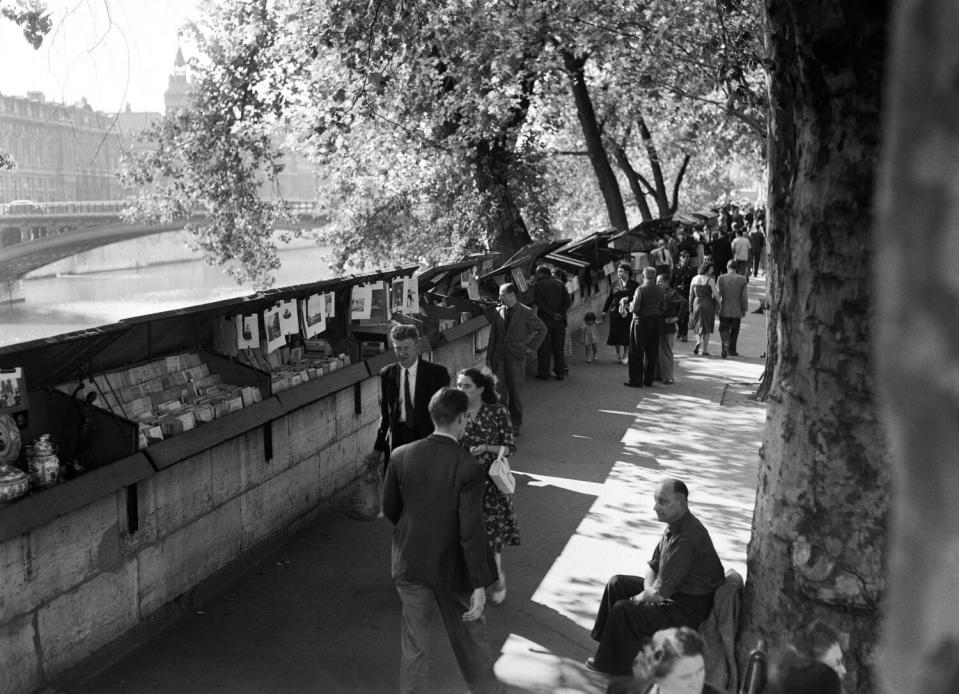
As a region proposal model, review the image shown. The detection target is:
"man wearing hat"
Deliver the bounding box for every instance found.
[669,251,698,342]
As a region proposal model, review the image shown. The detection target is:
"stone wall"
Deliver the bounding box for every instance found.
[0,325,481,694]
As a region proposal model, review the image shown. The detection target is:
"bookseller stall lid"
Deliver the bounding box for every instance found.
[0,266,419,389]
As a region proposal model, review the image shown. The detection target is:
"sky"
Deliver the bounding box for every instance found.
[0,0,200,114]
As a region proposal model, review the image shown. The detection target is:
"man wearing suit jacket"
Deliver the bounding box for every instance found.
[383,387,503,694]
[486,282,547,437]
[716,260,749,358]
[374,324,451,466]
[532,264,572,380]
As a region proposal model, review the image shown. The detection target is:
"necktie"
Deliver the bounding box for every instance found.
[403,369,415,427]
[504,307,514,331]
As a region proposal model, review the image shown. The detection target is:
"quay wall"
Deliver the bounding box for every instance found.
[0,321,489,694]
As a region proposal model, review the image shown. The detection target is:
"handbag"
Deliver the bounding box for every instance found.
[489,446,516,495]
[343,451,384,521]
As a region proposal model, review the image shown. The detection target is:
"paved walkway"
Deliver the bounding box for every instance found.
[65,279,769,694]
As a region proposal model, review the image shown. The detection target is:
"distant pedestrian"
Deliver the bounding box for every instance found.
[582,312,601,363]
[656,274,687,384]
[382,387,503,694]
[602,264,638,363]
[532,265,571,380]
[669,252,697,342]
[625,267,665,388]
[716,260,748,358]
[748,226,766,277]
[689,262,719,357]
[731,226,751,279]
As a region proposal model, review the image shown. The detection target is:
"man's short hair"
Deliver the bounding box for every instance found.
[500,282,518,296]
[535,264,552,277]
[679,251,690,258]
[642,267,657,281]
[656,274,668,283]
[664,478,689,499]
[390,324,420,342]
[727,259,738,271]
[428,387,468,426]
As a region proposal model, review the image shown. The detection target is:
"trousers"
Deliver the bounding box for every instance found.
[494,354,527,425]
[628,316,661,386]
[658,331,675,382]
[718,317,742,354]
[590,575,715,676]
[395,578,502,694]
[536,318,567,376]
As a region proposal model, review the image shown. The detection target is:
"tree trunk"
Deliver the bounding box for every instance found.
[638,115,670,217]
[561,51,629,231]
[874,1,959,692]
[611,142,653,221]
[738,3,891,693]
[472,137,533,256]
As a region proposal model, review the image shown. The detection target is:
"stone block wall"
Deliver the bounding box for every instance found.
[0,322,487,694]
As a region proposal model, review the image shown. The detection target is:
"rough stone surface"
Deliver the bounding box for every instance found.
[287,397,336,463]
[137,499,243,617]
[0,612,39,694]
[139,450,213,536]
[240,456,319,548]
[37,561,139,676]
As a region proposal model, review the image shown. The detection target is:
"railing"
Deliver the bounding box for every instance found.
[0,199,321,217]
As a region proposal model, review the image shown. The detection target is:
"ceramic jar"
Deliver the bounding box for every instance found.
[0,414,28,504]
[26,434,59,489]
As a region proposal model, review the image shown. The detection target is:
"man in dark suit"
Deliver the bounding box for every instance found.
[532,264,572,380]
[382,387,503,694]
[374,324,450,467]
[486,282,546,437]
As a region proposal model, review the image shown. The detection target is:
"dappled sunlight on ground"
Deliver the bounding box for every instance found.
[516,323,765,636]
[495,634,608,694]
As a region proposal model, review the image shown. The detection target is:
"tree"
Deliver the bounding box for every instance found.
[874,1,959,691]
[738,2,891,692]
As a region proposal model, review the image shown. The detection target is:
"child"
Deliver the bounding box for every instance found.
[582,312,601,362]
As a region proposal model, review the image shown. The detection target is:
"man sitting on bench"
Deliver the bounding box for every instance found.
[587,478,726,676]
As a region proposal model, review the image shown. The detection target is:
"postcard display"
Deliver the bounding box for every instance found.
[214,291,353,395]
[58,352,265,449]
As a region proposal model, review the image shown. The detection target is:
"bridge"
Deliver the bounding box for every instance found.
[0,200,325,285]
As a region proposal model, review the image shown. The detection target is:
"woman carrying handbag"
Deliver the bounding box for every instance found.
[456,366,520,605]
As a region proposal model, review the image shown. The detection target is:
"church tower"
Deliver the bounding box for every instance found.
[163,45,191,113]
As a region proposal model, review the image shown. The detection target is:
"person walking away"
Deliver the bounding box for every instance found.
[485,282,546,437]
[581,312,601,363]
[688,263,720,357]
[532,264,572,380]
[625,267,665,388]
[374,324,450,471]
[748,225,766,277]
[730,225,751,280]
[716,260,748,358]
[669,252,697,342]
[456,367,520,606]
[602,264,638,363]
[382,388,503,694]
[656,274,687,385]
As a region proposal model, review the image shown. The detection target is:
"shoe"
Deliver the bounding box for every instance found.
[554,374,564,380]
[490,573,507,605]
[585,658,609,674]
[702,351,712,356]
[623,382,642,388]
[586,357,593,363]
[621,358,629,365]
[729,351,739,356]
[534,374,550,380]
[663,379,674,384]
[693,343,700,355]
[721,348,728,358]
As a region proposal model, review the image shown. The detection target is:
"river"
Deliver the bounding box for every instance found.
[0,244,336,348]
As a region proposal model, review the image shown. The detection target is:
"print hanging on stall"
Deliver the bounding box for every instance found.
[403,277,419,314]
[301,293,326,338]
[350,284,373,321]
[279,300,299,335]
[262,305,286,353]
[236,315,260,349]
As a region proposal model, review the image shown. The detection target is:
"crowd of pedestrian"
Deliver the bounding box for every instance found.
[371,208,845,693]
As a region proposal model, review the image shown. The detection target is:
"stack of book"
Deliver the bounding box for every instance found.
[235,343,352,394]
[59,353,263,449]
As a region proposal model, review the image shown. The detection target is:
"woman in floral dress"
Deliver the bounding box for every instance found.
[456,366,519,605]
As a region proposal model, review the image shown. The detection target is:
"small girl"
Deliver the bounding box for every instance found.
[582,312,601,362]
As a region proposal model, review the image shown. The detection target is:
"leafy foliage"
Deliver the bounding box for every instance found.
[119,0,767,285]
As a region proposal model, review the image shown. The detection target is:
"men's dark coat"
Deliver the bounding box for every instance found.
[374,358,450,453]
[532,275,572,325]
[382,434,497,591]
[486,301,547,367]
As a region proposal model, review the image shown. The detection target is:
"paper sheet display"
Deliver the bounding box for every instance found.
[236,315,260,350]
[301,293,327,338]
[350,284,373,320]
[262,305,286,353]
[279,300,299,335]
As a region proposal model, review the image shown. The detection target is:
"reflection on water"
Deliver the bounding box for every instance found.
[0,245,334,347]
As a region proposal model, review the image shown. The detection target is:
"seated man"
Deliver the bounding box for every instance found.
[587,478,725,676]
